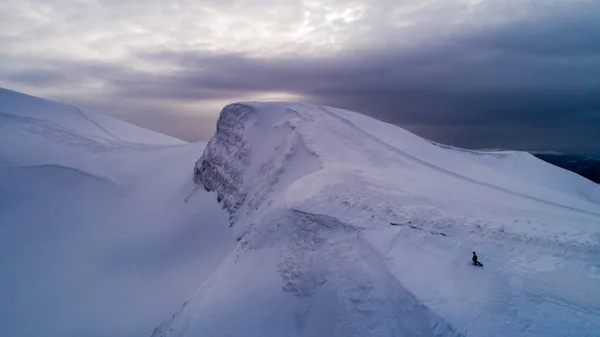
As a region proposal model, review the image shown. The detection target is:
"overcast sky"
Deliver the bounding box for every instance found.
[1,0,599,154]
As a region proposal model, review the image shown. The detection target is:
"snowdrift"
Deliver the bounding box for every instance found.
[156,102,600,337]
[0,88,233,337]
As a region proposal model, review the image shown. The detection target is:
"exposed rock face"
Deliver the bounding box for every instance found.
[194,103,321,225]
[195,104,253,220]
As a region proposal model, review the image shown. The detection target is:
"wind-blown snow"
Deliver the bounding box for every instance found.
[0,88,233,337]
[156,102,600,337]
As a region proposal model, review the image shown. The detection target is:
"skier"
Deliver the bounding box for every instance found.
[472,251,483,266]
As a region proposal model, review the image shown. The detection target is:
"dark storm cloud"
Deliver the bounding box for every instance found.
[463,4,600,57]
[2,0,599,153]
[132,3,600,132]
[127,0,599,134]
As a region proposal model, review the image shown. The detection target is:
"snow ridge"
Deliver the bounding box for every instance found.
[0,87,184,146]
[164,102,461,336]
[162,101,600,337]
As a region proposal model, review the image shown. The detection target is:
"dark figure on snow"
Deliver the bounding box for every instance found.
[472,251,483,266]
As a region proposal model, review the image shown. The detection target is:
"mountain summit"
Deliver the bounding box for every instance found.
[154,102,600,336]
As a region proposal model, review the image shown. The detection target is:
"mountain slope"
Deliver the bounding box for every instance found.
[156,102,600,337]
[0,88,234,337]
[0,87,184,145]
[3,89,599,337]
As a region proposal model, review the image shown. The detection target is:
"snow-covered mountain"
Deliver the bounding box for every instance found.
[0,88,233,337]
[155,103,600,337]
[2,89,599,337]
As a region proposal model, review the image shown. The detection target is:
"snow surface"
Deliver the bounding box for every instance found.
[155,102,600,337]
[2,88,600,337]
[0,88,234,337]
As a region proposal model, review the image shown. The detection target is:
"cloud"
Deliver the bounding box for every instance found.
[6,69,71,87]
[0,0,598,154]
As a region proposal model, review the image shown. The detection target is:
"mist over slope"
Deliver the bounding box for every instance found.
[0,88,234,337]
[156,102,600,337]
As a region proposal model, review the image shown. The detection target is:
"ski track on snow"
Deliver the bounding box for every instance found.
[70,104,124,142]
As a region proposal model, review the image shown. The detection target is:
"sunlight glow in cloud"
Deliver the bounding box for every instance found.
[1,0,598,153]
